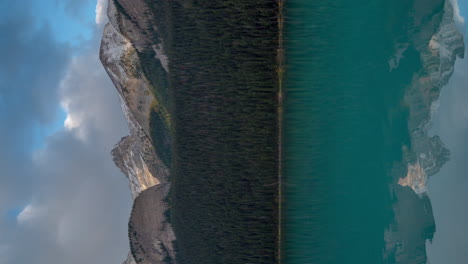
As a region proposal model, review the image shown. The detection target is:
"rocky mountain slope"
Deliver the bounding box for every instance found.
[99,0,175,263]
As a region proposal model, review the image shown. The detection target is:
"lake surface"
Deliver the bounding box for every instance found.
[281,0,458,263]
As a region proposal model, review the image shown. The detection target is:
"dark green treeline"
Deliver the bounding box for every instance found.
[162,1,281,263]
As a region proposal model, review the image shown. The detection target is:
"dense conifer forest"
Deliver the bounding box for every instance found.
[142,0,281,263]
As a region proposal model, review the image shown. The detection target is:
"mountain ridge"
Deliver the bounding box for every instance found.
[99,0,175,263]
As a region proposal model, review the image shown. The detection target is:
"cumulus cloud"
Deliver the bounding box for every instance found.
[0,0,132,263]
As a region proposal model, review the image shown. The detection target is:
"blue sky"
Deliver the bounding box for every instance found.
[458,0,467,18]
[23,0,96,151]
[31,0,95,44]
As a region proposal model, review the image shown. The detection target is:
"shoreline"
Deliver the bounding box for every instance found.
[277,0,284,262]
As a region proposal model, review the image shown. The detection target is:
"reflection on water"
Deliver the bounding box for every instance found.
[282,0,463,263]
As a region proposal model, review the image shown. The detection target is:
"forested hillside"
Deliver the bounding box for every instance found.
[164,1,280,263]
[115,0,281,262]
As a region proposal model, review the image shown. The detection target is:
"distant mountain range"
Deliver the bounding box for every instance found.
[100,0,175,263]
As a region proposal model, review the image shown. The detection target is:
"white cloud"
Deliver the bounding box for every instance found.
[95,0,108,25]
[61,101,78,129]
[59,78,87,141]
[60,97,87,142]
[64,113,78,130]
[0,1,131,263]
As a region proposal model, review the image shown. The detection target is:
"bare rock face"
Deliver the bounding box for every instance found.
[109,0,162,52]
[107,0,170,72]
[128,184,176,264]
[112,133,167,199]
[100,0,155,135]
[111,89,170,199]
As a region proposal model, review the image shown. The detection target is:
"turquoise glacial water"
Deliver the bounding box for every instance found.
[282,0,447,263]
